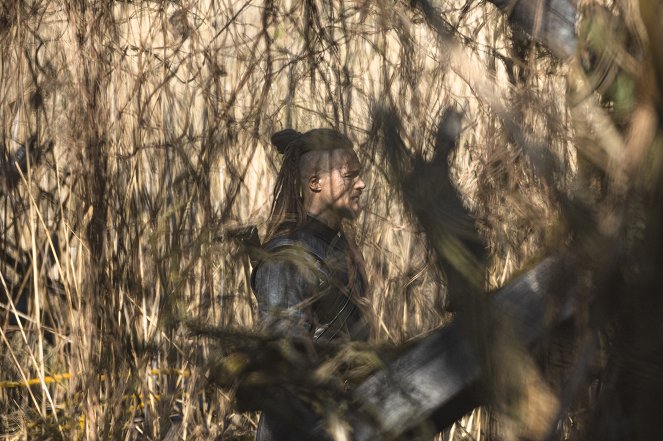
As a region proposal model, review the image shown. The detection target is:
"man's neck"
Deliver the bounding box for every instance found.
[306,209,341,231]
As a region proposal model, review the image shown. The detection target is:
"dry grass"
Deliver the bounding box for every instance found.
[0,0,654,440]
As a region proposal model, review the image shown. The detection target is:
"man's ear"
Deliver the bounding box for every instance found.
[308,175,322,193]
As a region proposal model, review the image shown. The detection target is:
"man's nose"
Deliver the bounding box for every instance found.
[355,176,366,190]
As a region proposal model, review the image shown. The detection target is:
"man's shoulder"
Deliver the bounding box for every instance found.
[261,236,322,269]
[263,235,300,252]
[265,227,329,260]
[250,230,328,290]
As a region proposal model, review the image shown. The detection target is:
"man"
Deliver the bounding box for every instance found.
[251,128,369,440]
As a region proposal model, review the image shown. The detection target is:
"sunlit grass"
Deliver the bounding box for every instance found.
[0,0,591,440]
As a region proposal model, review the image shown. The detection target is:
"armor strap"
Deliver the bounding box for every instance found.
[249,236,330,293]
[250,236,360,341]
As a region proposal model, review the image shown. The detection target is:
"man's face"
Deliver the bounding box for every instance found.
[317,149,366,220]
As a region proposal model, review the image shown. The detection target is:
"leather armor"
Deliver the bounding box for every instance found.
[250,217,369,441]
[250,216,369,342]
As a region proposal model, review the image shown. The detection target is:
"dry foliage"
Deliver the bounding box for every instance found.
[0,0,659,440]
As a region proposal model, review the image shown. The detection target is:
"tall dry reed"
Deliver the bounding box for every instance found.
[0,0,655,440]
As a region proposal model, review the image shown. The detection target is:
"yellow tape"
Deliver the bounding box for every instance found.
[0,369,190,390]
[0,373,71,389]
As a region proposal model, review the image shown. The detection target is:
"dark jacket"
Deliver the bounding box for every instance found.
[251,216,369,342]
[251,217,370,441]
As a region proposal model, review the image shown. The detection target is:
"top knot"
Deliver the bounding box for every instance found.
[271,129,302,154]
[271,128,354,155]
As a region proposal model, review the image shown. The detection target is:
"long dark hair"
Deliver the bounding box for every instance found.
[266,128,353,241]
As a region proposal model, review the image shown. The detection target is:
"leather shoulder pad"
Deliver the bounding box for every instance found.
[250,236,327,293]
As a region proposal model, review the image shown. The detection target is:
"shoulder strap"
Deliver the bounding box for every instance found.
[250,237,329,293]
[272,237,329,260]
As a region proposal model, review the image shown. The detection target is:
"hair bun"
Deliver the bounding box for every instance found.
[271,129,302,154]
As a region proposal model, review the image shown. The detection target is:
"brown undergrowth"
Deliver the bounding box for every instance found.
[0,0,655,440]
